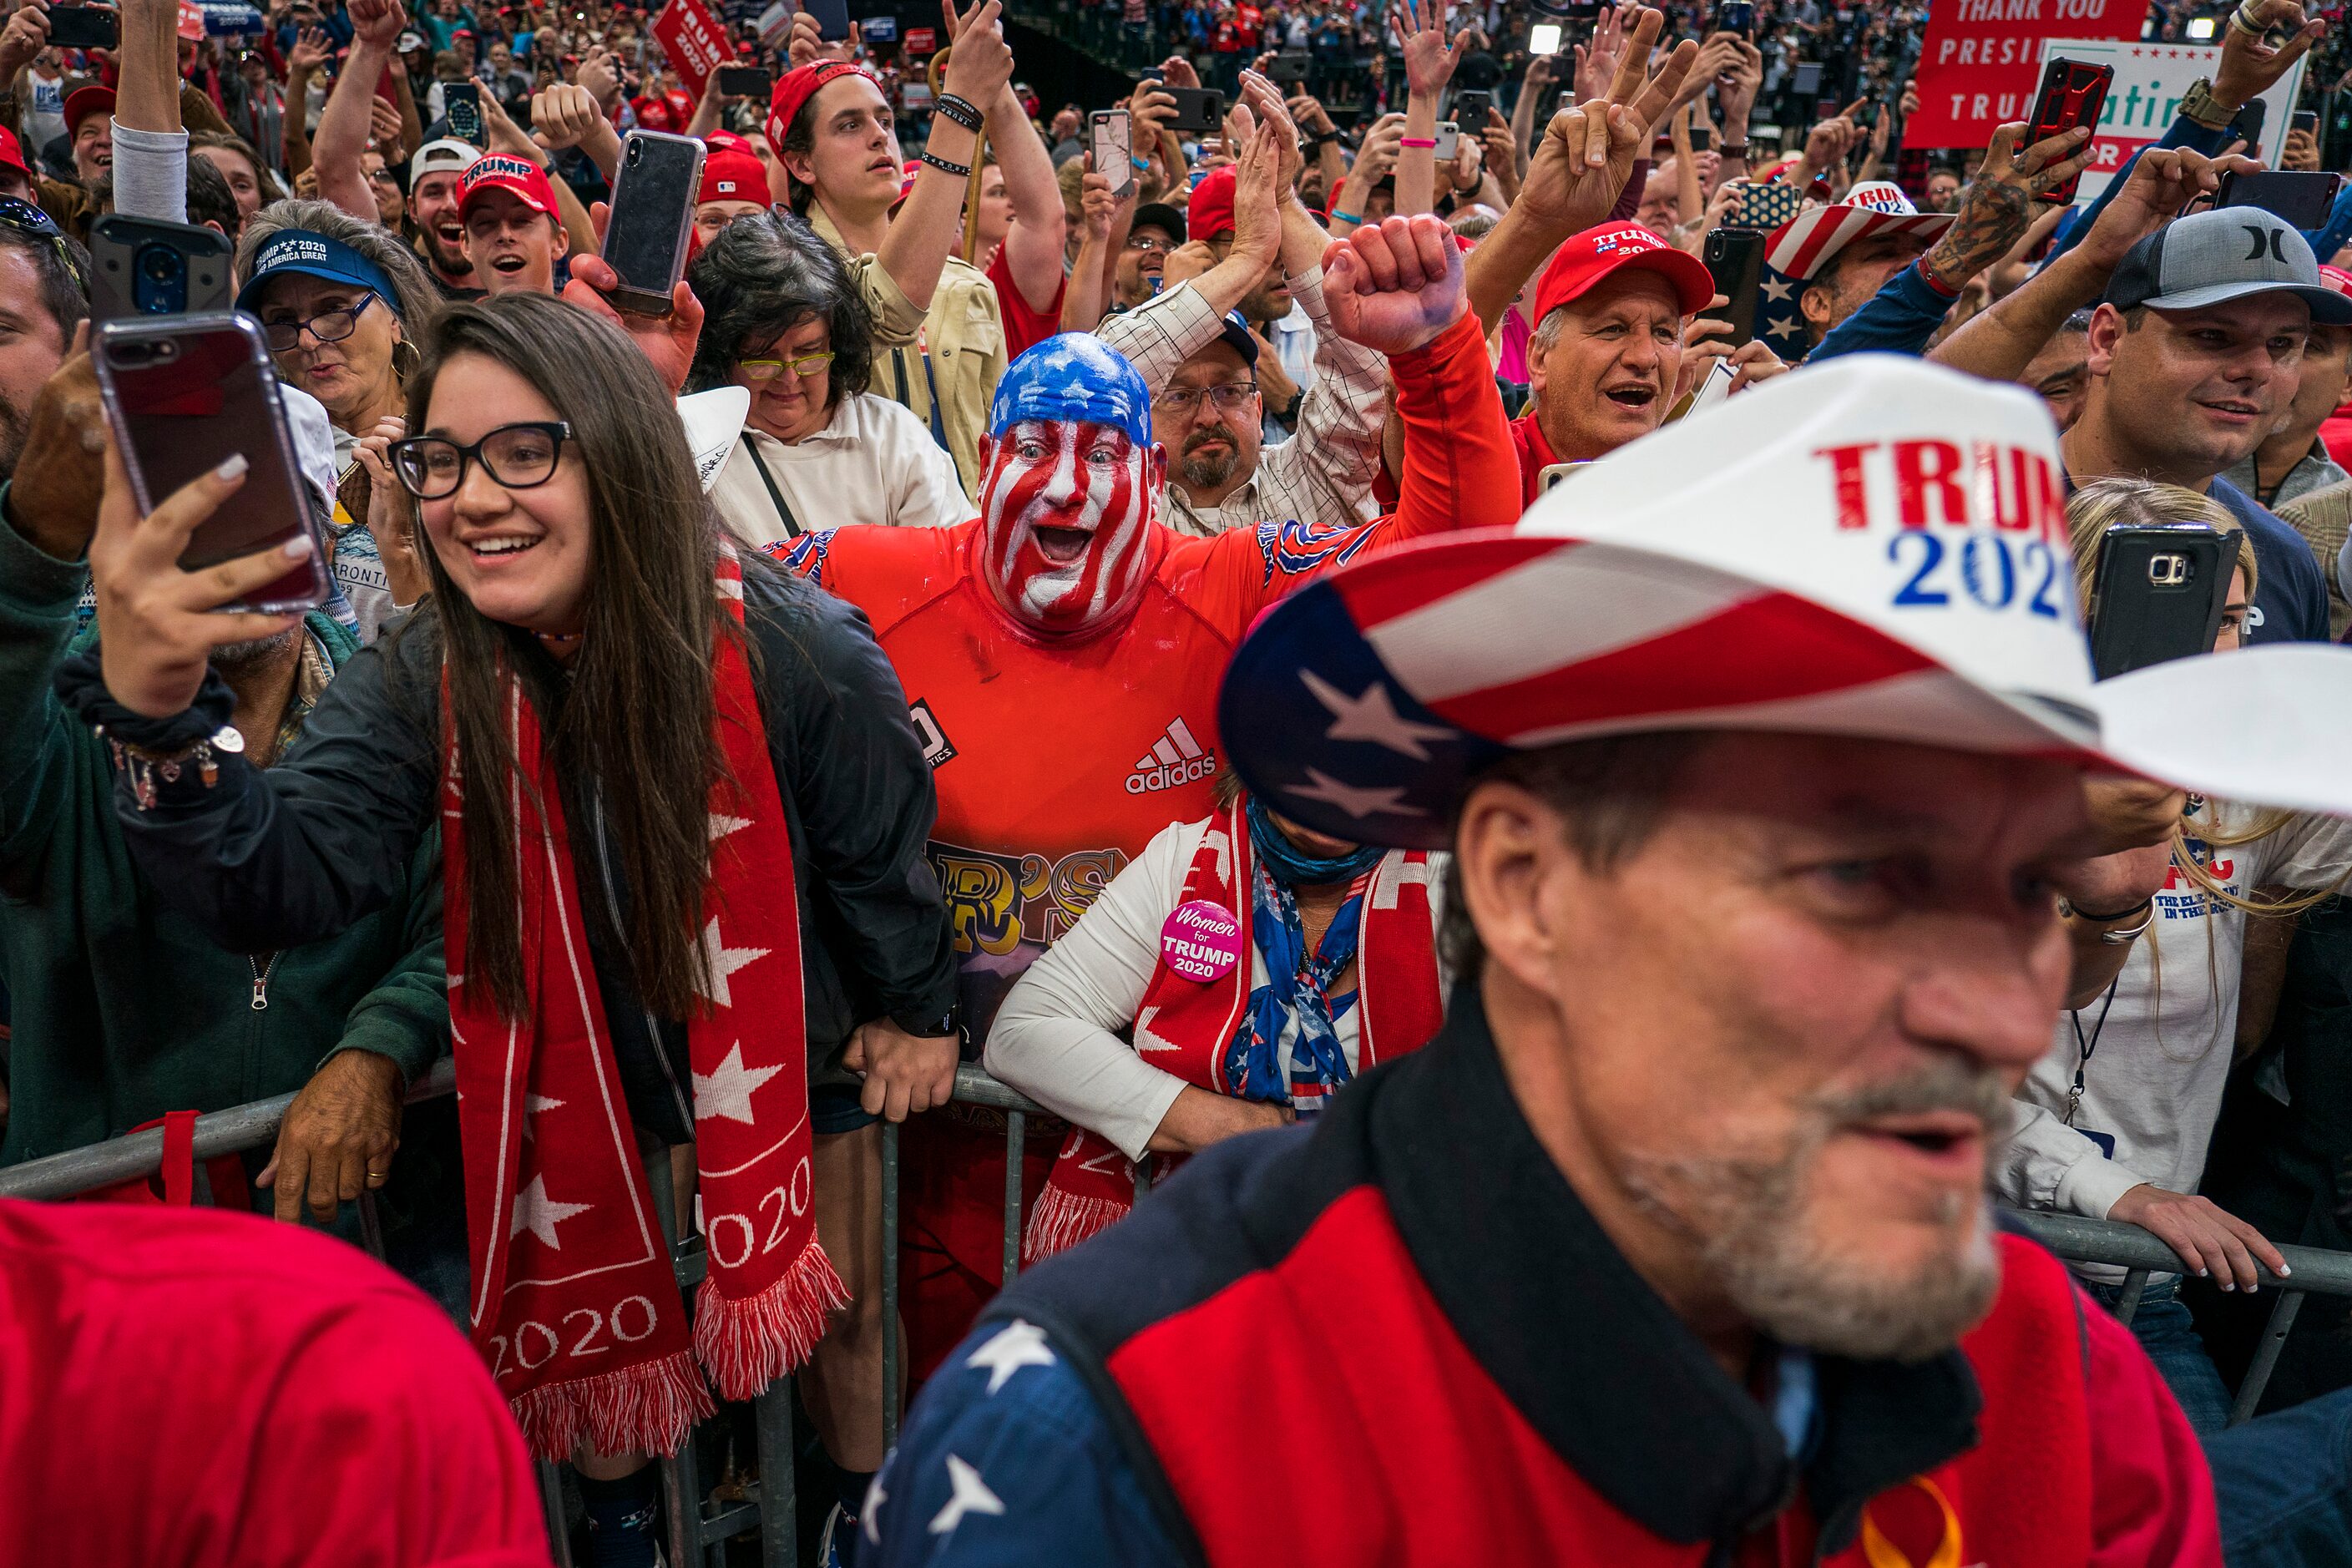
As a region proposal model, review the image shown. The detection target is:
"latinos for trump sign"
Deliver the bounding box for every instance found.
[1906,0,2143,150]
[2039,35,2306,205]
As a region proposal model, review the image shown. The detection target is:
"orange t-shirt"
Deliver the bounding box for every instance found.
[778,308,1515,1031]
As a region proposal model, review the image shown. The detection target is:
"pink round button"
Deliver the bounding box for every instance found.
[1160,899,1242,982]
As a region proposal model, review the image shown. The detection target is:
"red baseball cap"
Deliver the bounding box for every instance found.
[706,129,755,156]
[63,85,114,138]
[697,149,769,206]
[1187,164,1236,243]
[0,127,30,182]
[764,60,875,162]
[1530,223,1716,327]
[2321,264,2352,298]
[457,153,560,219]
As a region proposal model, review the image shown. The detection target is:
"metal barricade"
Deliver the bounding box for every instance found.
[25,1063,2352,1553]
[1998,1207,2352,1426]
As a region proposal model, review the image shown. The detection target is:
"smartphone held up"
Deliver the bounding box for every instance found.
[601,130,706,316]
[94,315,331,615]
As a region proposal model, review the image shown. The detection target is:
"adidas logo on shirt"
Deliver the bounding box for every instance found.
[1125,717,1216,794]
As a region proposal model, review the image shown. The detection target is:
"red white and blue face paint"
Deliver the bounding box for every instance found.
[979,417,1153,633]
[979,334,1158,634]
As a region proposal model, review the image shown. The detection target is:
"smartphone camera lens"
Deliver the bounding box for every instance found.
[628,139,643,164]
[133,244,188,316]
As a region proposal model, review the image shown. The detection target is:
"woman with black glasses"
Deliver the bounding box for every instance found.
[235,199,441,635]
[58,292,961,1555]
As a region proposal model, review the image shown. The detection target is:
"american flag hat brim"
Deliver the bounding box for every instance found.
[1219,355,2352,852]
[1764,180,1956,281]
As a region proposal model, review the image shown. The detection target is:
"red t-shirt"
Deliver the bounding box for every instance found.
[986,243,1068,363]
[0,1200,552,1567]
[1235,4,1262,48]
[631,94,675,130]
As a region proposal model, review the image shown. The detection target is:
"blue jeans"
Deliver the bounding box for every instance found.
[2207,1387,2352,1565]
[2090,1279,2234,1439]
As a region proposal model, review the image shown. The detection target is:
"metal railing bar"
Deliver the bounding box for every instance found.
[2230,1290,2307,1428]
[2115,1270,2149,1328]
[538,1459,574,1567]
[1003,1109,1025,1284]
[0,1057,458,1201]
[753,1378,798,1568]
[880,1118,902,1457]
[2000,1208,2352,1296]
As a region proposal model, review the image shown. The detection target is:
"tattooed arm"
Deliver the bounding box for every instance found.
[1809,121,2094,365]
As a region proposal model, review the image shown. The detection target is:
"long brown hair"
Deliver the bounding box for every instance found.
[400,294,726,1021]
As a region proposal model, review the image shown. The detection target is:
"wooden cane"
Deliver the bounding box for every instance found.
[928,45,989,264]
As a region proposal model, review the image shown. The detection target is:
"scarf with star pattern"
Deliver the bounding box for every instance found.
[447,542,844,1459]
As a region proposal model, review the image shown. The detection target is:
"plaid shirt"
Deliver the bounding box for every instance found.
[1096,269,1390,539]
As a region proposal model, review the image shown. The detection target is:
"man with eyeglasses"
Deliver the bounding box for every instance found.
[1095,78,1391,538]
[1110,200,1184,311]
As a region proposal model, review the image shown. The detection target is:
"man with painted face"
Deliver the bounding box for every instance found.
[773,196,1518,1381]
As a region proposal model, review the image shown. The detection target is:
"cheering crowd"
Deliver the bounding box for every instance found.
[7,0,2352,1561]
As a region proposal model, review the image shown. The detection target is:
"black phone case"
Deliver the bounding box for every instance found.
[89,215,235,322]
[2026,58,2112,208]
[2216,169,2342,230]
[2087,525,2238,680]
[1166,88,1225,134]
[47,6,119,49]
[717,66,771,99]
[1703,226,1763,349]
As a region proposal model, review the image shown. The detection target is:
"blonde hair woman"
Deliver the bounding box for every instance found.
[1997,476,2352,1436]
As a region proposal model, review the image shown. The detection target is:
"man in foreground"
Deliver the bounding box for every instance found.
[866,356,2352,1561]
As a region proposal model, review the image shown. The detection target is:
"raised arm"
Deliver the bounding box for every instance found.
[873,0,1008,311]
[1930,147,2240,384]
[112,0,192,224]
[1464,3,1693,335]
[312,0,408,220]
[1391,0,1464,217]
[986,78,1067,315]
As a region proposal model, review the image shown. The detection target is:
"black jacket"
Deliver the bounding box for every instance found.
[57,561,959,1146]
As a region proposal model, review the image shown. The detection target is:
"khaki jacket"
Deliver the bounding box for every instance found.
[808,202,1005,498]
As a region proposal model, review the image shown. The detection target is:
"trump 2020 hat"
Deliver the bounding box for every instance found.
[1216,354,2352,849]
[1531,222,1716,326]
[1187,164,1237,243]
[2104,205,2352,324]
[1764,180,1953,281]
[235,227,402,316]
[457,153,560,219]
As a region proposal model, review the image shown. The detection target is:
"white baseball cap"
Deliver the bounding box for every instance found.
[408,138,482,185]
[1216,354,2352,847]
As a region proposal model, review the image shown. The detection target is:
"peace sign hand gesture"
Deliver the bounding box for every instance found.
[1519,5,1695,243]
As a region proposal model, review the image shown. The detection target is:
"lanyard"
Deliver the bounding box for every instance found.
[2064,978,2121,1128]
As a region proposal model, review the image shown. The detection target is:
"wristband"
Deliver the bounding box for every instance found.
[2177,76,2238,132]
[934,92,984,132]
[1306,129,1338,147]
[921,150,972,178]
[1131,154,1152,170]
[1329,207,1363,224]
[1717,141,1748,159]
[1399,135,1437,148]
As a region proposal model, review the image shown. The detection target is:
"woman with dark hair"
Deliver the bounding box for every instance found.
[62,292,961,1564]
[691,210,971,545]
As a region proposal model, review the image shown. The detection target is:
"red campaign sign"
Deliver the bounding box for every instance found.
[1904,0,2142,150]
[651,0,730,100]
[904,26,937,53]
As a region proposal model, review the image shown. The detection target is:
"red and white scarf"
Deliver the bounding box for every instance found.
[1022,802,1444,1264]
[447,544,845,1459]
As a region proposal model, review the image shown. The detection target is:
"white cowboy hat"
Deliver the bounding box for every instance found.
[1216,354,2352,849]
[676,386,751,495]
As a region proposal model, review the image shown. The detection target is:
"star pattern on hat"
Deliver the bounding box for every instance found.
[695,916,769,1009]
[692,1042,783,1125]
[964,1318,1057,1394]
[509,1174,592,1248]
[1300,669,1454,761]
[1287,768,1426,821]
